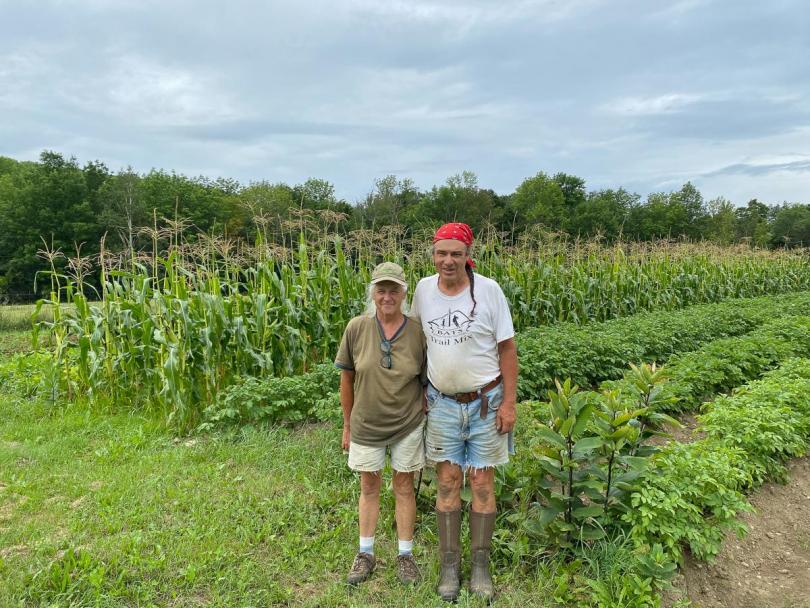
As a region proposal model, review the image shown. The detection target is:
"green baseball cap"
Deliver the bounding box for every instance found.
[371,262,407,287]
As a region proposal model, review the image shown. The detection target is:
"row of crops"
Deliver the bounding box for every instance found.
[502,301,810,603]
[33,231,810,428]
[500,355,810,605]
[195,291,810,426]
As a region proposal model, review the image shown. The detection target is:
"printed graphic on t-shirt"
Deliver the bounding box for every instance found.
[426,308,473,346]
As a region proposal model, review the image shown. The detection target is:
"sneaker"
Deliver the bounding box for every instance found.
[347,552,376,585]
[396,554,420,585]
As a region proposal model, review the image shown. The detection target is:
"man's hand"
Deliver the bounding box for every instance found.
[496,337,518,434]
[342,425,351,451]
[495,401,516,434]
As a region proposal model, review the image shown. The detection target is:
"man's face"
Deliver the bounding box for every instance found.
[372,281,405,316]
[432,239,468,282]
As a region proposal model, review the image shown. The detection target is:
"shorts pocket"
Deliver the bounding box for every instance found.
[425,384,439,411]
[484,384,504,412]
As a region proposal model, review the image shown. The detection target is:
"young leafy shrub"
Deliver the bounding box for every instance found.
[526,379,605,548]
[200,363,340,428]
[625,441,753,561]
[592,368,678,518]
[606,363,679,456]
[521,370,671,551]
[590,389,649,521]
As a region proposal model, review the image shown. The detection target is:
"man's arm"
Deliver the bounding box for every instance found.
[339,369,355,449]
[495,337,518,434]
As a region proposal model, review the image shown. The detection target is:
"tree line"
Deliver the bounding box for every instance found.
[0,151,807,301]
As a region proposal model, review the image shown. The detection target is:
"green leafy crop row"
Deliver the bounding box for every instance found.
[203,292,810,429]
[626,359,810,561]
[603,314,810,412]
[501,321,810,575]
[516,290,810,399]
[200,364,341,429]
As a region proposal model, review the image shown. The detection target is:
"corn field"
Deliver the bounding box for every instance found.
[32,215,810,428]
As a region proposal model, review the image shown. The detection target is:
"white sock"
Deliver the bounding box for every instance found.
[359,535,375,555]
[398,539,413,556]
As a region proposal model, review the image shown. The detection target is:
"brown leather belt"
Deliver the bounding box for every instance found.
[438,375,503,419]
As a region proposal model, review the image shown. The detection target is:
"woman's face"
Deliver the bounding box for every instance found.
[373,281,406,317]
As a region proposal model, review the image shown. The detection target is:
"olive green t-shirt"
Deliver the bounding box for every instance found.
[335,315,426,447]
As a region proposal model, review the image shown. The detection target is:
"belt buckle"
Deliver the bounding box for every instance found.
[454,390,475,403]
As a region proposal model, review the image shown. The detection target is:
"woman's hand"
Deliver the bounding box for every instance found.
[342,425,351,451]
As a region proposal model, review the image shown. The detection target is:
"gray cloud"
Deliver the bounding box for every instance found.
[703,159,810,178]
[604,95,810,140]
[0,0,808,204]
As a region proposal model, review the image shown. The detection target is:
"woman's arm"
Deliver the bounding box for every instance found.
[340,369,355,450]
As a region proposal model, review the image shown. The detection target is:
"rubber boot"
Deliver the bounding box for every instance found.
[469,510,496,602]
[436,509,461,602]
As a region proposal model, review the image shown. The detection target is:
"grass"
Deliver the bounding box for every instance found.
[0,329,40,357]
[0,302,74,334]
[0,398,568,607]
[0,304,39,332]
[1,320,695,607]
[0,329,577,607]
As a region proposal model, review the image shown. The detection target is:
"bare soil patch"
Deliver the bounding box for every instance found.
[649,413,703,447]
[664,456,810,608]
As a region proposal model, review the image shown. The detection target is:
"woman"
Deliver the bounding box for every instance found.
[334,261,426,586]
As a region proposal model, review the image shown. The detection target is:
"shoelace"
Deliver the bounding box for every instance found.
[350,553,373,574]
[397,555,418,576]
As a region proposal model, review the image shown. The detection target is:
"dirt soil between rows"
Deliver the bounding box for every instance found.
[663,455,810,608]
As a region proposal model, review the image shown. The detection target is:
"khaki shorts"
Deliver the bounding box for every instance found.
[348,421,425,473]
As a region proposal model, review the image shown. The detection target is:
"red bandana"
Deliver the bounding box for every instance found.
[433,222,475,269]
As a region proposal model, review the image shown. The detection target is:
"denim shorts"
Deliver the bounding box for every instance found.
[425,381,514,470]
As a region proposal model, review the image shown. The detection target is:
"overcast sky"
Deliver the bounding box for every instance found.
[1,0,808,205]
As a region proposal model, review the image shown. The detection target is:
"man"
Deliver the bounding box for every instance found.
[410,223,518,602]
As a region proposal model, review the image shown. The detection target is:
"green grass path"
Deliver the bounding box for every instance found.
[0,363,556,607]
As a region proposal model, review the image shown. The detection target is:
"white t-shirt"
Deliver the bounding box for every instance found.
[411,273,515,395]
